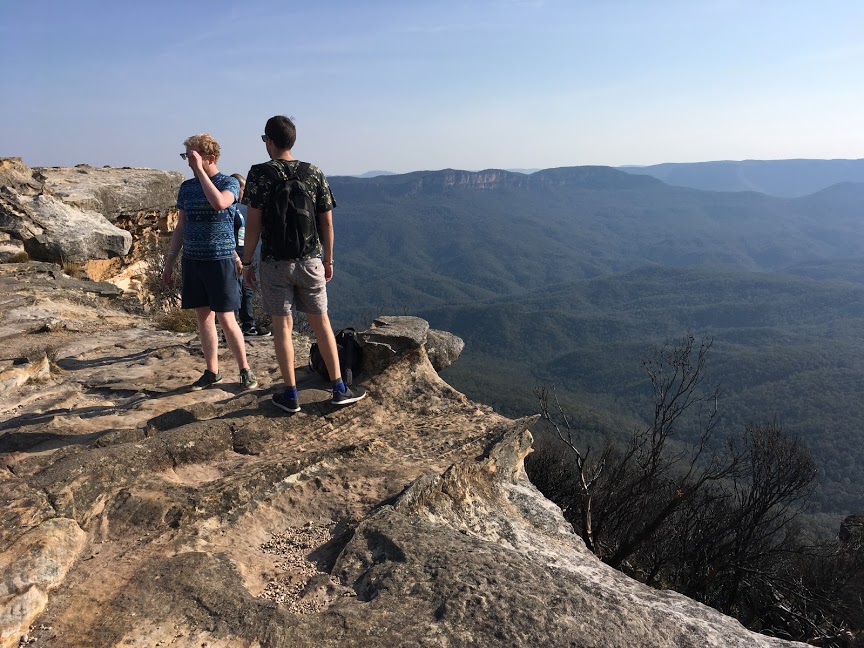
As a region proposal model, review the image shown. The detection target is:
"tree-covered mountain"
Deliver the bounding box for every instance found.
[328,166,864,320]
[620,158,864,198]
[325,166,864,521]
[413,265,864,518]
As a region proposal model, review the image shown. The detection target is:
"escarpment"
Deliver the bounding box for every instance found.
[0,160,808,647]
[0,263,807,647]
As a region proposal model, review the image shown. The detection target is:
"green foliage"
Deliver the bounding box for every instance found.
[325,168,864,520]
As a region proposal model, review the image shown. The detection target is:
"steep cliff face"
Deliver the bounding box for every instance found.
[329,165,665,198]
[0,263,807,648]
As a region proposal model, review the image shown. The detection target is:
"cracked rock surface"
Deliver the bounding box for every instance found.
[0,262,806,647]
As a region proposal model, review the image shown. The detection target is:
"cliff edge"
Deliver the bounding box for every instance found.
[0,262,807,647]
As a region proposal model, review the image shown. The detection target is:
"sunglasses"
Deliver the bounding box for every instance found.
[261,134,267,142]
[180,152,213,160]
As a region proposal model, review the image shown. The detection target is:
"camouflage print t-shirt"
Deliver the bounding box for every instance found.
[242,159,336,260]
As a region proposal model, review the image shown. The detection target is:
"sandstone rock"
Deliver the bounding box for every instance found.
[0,158,42,195]
[0,267,808,647]
[34,164,181,222]
[0,518,86,648]
[0,356,50,395]
[358,315,430,373]
[0,158,181,270]
[425,328,464,371]
[358,317,463,373]
[0,234,26,263]
[0,187,132,262]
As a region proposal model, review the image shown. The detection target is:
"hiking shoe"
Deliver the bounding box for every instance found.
[240,367,258,390]
[242,326,272,341]
[332,385,367,406]
[272,390,301,413]
[191,369,222,390]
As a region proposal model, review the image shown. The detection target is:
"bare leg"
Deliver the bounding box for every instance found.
[271,314,296,386]
[195,307,219,373]
[305,312,341,382]
[215,310,249,371]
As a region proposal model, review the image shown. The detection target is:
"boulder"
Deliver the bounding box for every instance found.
[0,158,42,195]
[358,316,464,373]
[425,328,464,371]
[0,187,132,262]
[34,164,182,222]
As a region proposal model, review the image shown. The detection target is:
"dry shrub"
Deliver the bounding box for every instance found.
[8,251,29,263]
[155,308,197,333]
[252,288,272,331]
[21,343,60,364]
[60,256,88,280]
[140,233,181,313]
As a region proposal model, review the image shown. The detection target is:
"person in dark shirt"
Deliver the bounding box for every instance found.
[241,116,365,413]
[231,173,269,340]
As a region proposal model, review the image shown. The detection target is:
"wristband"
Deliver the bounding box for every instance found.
[242,261,253,268]
[323,259,333,266]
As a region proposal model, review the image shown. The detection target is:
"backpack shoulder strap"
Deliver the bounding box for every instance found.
[258,160,287,182]
[296,161,312,181]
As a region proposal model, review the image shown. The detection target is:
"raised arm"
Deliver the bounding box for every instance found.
[188,150,236,210]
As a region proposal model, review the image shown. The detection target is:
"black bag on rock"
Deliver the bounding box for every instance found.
[309,328,362,386]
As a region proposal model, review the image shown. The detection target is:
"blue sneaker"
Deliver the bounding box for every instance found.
[272,390,300,413]
[331,385,367,406]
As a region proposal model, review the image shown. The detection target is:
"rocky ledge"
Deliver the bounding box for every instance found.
[0,263,806,647]
[0,158,181,264]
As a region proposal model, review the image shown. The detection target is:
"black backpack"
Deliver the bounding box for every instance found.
[257,160,320,260]
[309,328,362,386]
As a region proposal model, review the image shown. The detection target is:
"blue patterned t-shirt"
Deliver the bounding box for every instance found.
[176,173,240,260]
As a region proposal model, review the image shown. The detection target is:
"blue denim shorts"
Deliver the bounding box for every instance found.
[181,257,241,313]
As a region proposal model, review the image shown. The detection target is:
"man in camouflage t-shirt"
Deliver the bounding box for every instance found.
[241,115,366,413]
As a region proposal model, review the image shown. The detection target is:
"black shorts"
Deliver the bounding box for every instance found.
[181,257,241,313]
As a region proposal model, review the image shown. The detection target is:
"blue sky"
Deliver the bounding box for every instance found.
[1,0,862,177]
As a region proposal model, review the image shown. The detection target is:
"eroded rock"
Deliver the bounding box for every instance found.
[0,518,86,648]
[34,164,181,223]
[0,188,131,262]
[0,270,809,647]
[425,328,464,371]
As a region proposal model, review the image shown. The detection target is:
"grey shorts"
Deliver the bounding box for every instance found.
[259,258,328,316]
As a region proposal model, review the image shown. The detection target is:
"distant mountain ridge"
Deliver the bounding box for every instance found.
[620,158,864,197]
[328,165,864,315]
[354,158,864,197]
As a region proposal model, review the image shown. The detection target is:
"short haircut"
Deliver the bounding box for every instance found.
[264,116,297,151]
[230,173,246,186]
[183,133,220,160]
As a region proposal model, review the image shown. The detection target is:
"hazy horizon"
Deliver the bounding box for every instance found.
[2,1,862,179]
